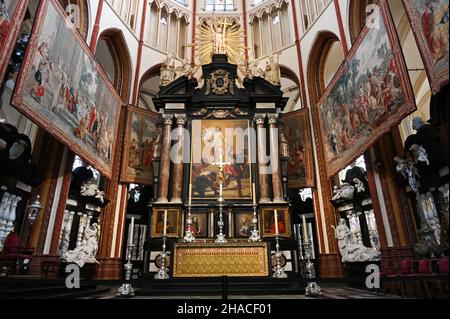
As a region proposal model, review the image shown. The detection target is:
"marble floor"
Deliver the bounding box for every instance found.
[83,286,403,299]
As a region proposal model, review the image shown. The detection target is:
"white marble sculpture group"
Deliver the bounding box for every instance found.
[332,218,381,263]
[62,223,100,268]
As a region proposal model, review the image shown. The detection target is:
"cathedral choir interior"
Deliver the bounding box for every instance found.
[0,0,448,302]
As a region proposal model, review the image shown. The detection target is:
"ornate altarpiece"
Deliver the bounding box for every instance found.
[144,55,298,277]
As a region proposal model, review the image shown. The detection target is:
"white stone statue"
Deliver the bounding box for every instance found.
[160,54,175,86]
[80,180,105,203]
[248,61,265,78]
[265,54,281,86]
[332,218,380,263]
[394,156,419,192]
[62,223,100,268]
[353,178,365,193]
[214,26,226,54]
[409,144,430,165]
[175,59,194,79]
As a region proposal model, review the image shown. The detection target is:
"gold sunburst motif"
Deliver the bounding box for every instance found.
[195,16,246,66]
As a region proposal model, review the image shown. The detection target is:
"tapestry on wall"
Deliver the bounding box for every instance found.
[280,109,314,188]
[12,0,123,178]
[316,0,416,177]
[121,106,161,185]
[0,0,29,82]
[402,0,449,94]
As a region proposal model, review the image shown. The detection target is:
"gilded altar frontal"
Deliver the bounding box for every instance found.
[0,0,448,306]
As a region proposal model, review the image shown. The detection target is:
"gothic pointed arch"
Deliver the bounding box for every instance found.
[307,31,344,105]
[95,28,133,102]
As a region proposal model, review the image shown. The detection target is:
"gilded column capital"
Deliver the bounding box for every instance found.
[163,114,174,126]
[268,114,279,125]
[254,113,267,126]
[176,114,187,126]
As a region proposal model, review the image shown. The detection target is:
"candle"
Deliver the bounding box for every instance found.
[219,182,223,198]
[188,183,192,206]
[252,183,256,205]
[274,210,279,234]
[302,215,308,243]
[163,210,168,235]
[129,217,135,244]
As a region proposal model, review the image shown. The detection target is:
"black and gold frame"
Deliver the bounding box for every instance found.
[151,207,183,238]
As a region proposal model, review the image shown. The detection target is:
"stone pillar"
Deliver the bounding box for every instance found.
[158,115,173,203]
[269,114,284,202]
[255,114,270,203]
[171,114,187,203]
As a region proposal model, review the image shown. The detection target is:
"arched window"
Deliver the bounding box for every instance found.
[299,0,331,32]
[95,30,132,101]
[168,12,178,54]
[307,32,344,104]
[178,16,188,59]
[252,16,261,59]
[261,12,270,56]
[280,2,291,46]
[349,0,375,44]
[271,8,282,51]
[158,7,169,51]
[138,65,162,111]
[106,0,140,31]
[205,0,235,12]
[147,2,159,47]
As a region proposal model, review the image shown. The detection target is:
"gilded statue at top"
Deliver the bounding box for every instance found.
[194,16,246,65]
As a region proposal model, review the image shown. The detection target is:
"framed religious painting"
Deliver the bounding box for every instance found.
[121,106,161,185]
[260,207,291,238]
[315,0,416,177]
[402,0,449,94]
[189,119,254,201]
[184,211,209,238]
[151,208,182,238]
[280,109,314,188]
[234,211,255,238]
[0,0,29,82]
[12,0,123,178]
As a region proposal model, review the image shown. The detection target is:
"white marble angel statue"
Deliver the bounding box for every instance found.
[62,223,100,268]
[332,219,380,263]
[80,180,105,203]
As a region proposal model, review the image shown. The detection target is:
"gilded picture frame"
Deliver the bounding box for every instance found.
[260,207,291,238]
[315,0,416,177]
[11,0,123,178]
[280,109,315,188]
[151,207,182,238]
[402,0,449,94]
[121,106,161,185]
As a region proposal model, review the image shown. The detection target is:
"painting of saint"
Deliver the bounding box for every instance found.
[185,213,208,238]
[261,208,290,238]
[280,110,314,188]
[122,107,160,185]
[152,209,180,238]
[403,0,449,93]
[234,212,254,237]
[317,2,415,177]
[190,120,252,200]
[12,0,122,178]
